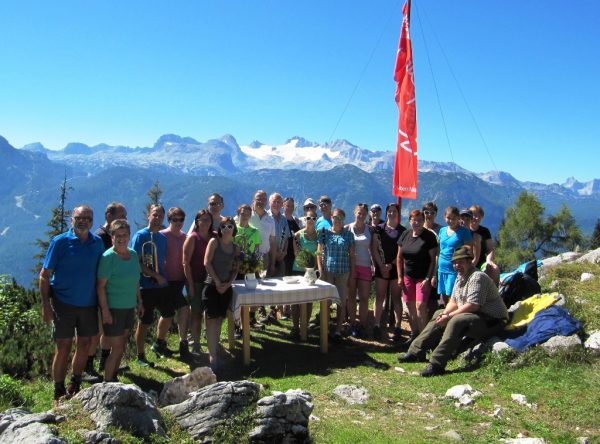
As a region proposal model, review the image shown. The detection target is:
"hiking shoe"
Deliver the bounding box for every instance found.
[53,382,66,402]
[289,327,301,341]
[392,327,403,342]
[234,327,243,339]
[397,352,427,363]
[257,306,268,323]
[372,325,382,341]
[179,340,190,359]
[330,331,343,343]
[403,332,418,346]
[151,340,173,357]
[420,363,445,377]
[191,343,202,355]
[66,375,82,398]
[136,354,154,367]
[351,324,364,339]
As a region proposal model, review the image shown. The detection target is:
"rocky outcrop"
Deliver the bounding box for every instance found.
[332,385,369,405]
[158,366,217,407]
[163,380,261,442]
[0,409,65,444]
[74,382,164,439]
[249,389,313,443]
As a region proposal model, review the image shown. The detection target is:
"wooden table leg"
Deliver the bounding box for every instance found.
[300,303,308,342]
[242,305,251,365]
[227,309,235,352]
[320,300,328,354]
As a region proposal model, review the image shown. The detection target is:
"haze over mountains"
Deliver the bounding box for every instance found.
[1,133,599,286]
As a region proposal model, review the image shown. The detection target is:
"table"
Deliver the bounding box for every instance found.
[229,277,340,365]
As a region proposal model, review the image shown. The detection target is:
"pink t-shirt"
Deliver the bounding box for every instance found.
[160,229,186,281]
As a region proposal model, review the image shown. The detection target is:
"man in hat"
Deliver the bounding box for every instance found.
[398,246,508,377]
[370,204,383,227]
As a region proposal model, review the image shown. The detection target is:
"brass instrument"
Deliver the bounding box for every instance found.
[141,232,159,279]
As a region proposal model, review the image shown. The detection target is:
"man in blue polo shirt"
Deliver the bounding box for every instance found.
[130,204,172,366]
[40,205,105,404]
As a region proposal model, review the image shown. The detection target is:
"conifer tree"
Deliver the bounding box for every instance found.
[591,219,600,250]
[32,173,72,277]
[138,180,164,228]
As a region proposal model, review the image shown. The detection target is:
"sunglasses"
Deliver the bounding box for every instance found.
[319,201,331,206]
[208,201,222,206]
[221,224,234,230]
[424,210,435,216]
[370,208,381,212]
[73,216,92,222]
[170,217,184,223]
[305,216,317,221]
[332,215,344,221]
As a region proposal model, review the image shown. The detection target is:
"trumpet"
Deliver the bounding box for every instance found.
[141,233,159,279]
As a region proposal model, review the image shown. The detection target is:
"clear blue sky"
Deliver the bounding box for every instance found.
[1,1,599,184]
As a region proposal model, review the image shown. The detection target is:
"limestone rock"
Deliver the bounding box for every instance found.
[158,366,217,407]
[442,430,464,441]
[332,385,369,405]
[500,438,546,444]
[493,341,513,353]
[511,393,537,410]
[542,334,582,353]
[74,382,164,439]
[584,330,600,354]
[0,410,66,444]
[540,252,581,269]
[249,389,313,443]
[84,430,119,444]
[163,380,261,442]
[445,384,478,400]
[580,272,595,282]
[576,248,600,264]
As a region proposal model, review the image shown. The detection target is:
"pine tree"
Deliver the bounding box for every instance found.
[591,219,600,250]
[32,173,72,277]
[137,180,164,228]
[496,191,584,269]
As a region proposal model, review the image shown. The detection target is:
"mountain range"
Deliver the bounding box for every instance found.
[1,133,598,287]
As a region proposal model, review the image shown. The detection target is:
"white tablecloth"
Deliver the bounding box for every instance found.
[231,278,340,313]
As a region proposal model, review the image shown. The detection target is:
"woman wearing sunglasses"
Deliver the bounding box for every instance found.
[203,217,240,370]
[317,208,355,341]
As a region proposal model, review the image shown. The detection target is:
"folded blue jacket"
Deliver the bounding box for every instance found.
[505,305,582,353]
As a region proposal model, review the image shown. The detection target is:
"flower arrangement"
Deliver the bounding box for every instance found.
[237,250,264,275]
[295,249,317,269]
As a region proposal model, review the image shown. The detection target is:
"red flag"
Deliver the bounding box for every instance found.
[392,0,418,199]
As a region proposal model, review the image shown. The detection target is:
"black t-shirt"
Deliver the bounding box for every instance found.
[474,225,492,267]
[398,228,438,279]
[95,226,112,250]
[374,223,406,264]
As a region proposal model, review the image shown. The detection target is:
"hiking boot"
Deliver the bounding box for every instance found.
[234,326,243,339]
[403,332,418,347]
[179,340,190,359]
[309,312,321,328]
[372,325,382,341]
[136,354,154,367]
[54,382,66,402]
[392,327,403,343]
[420,363,445,377]
[191,343,202,355]
[99,349,110,371]
[257,306,268,323]
[289,327,301,341]
[351,324,364,339]
[397,352,427,363]
[151,340,173,357]
[66,375,82,398]
[330,331,343,343]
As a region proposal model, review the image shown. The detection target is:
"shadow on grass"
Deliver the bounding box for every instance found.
[215,322,406,381]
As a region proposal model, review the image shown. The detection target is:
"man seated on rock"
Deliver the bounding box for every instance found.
[398,246,508,377]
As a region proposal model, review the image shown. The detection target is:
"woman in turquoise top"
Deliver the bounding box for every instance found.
[436,206,473,304]
[289,209,319,340]
[97,219,143,382]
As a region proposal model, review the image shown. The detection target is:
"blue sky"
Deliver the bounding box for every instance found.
[1,1,599,184]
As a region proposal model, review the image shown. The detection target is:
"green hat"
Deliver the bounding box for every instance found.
[452,246,474,261]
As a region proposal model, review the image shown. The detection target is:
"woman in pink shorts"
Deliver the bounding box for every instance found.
[397,209,438,343]
[346,203,374,339]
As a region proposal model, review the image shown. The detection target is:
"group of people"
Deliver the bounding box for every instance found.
[40,190,508,403]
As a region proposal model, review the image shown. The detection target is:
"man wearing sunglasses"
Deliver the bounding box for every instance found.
[316,195,333,231]
[40,205,105,403]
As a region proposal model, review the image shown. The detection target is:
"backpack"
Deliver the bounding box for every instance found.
[498,260,541,308]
